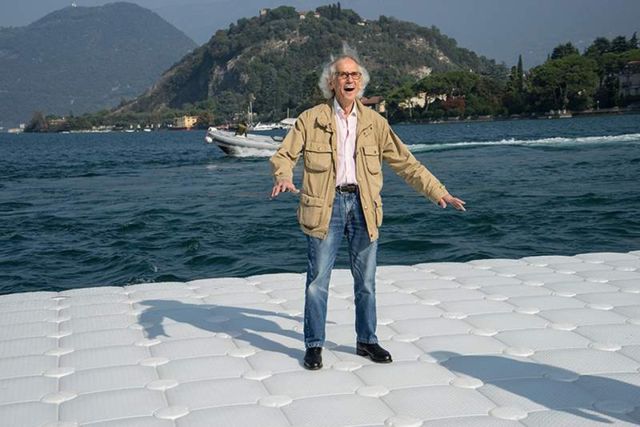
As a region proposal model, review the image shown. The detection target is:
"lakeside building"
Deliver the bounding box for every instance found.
[398,92,451,114]
[399,92,428,110]
[173,115,198,130]
[7,123,25,133]
[399,92,450,110]
[361,96,386,114]
[48,118,67,128]
[619,61,640,98]
[427,93,448,105]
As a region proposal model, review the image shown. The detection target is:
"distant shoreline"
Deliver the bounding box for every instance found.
[393,106,640,126]
[3,107,639,134]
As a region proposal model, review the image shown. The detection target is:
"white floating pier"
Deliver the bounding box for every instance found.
[1,251,640,426]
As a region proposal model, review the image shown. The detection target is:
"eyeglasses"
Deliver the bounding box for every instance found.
[334,71,362,81]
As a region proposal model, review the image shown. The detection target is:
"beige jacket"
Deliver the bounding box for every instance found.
[270,99,448,241]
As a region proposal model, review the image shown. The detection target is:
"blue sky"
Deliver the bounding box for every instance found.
[1,0,638,66]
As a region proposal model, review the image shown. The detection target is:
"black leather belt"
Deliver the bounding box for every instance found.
[336,184,358,193]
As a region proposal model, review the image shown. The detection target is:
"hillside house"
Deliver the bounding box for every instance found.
[399,92,427,109]
[361,96,386,114]
[619,61,640,98]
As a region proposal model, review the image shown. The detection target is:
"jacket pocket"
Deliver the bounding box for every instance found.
[362,145,381,174]
[298,193,325,229]
[304,141,332,172]
[374,197,383,227]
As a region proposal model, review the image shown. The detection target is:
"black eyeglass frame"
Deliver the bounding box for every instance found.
[333,71,362,81]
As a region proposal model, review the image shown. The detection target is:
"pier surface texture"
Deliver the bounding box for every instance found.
[1,251,640,426]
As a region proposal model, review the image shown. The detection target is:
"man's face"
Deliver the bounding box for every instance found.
[330,58,362,110]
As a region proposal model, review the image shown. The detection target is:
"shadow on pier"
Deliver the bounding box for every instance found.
[431,351,640,424]
[138,299,306,361]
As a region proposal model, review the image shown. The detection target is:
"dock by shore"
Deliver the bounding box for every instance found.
[1,251,639,426]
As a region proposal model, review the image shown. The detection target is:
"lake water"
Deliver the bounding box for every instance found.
[1,115,639,295]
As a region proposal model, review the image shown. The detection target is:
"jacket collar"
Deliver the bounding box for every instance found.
[355,98,373,133]
[316,98,374,133]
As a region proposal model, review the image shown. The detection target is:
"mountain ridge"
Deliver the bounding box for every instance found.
[0,2,197,127]
[120,5,506,123]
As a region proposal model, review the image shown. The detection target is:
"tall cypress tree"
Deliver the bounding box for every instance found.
[611,36,629,53]
[516,55,524,93]
[630,32,638,49]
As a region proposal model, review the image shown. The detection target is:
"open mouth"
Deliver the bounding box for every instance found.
[344,86,355,93]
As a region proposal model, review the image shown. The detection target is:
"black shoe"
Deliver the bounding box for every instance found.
[304,347,323,370]
[356,342,392,363]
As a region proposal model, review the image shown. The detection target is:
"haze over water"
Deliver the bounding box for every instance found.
[1,114,639,295]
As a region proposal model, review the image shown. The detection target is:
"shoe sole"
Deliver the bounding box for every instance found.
[304,362,322,370]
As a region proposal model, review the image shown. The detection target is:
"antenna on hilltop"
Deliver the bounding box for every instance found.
[71,2,77,7]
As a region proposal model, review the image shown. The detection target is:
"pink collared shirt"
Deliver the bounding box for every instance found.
[334,98,358,186]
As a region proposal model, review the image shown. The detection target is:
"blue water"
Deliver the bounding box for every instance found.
[1,115,639,295]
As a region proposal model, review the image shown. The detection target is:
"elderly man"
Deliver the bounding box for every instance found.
[270,51,466,370]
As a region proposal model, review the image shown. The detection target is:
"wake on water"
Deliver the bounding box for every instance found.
[217,132,640,157]
[408,133,640,152]
[232,147,278,158]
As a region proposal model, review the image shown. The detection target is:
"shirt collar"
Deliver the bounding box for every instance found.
[333,98,357,119]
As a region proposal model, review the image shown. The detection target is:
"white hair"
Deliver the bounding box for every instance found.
[318,44,370,99]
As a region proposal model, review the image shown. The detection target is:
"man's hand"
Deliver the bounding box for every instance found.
[271,180,299,198]
[438,193,466,211]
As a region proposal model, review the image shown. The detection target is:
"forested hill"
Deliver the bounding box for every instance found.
[0,2,196,127]
[121,5,506,122]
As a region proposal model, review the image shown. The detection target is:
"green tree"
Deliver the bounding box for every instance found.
[630,32,638,49]
[411,71,503,119]
[611,36,630,53]
[213,91,245,123]
[385,82,416,121]
[24,112,48,132]
[67,116,93,130]
[504,55,527,115]
[516,55,524,92]
[585,37,611,57]
[265,6,298,21]
[595,74,620,108]
[529,55,598,112]
[196,111,214,129]
[551,42,579,60]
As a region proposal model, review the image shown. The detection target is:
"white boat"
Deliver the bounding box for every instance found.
[251,118,297,131]
[205,127,282,156]
[279,117,296,129]
[250,122,279,131]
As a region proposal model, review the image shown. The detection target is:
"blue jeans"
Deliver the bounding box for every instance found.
[304,190,378,348]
